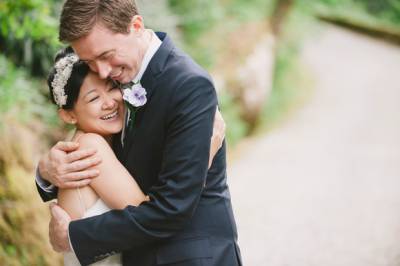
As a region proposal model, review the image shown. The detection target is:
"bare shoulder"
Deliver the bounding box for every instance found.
[76,133,110,150]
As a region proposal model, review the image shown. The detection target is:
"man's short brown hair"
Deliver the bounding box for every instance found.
[59,0,139,43]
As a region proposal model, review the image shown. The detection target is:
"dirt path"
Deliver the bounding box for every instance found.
[228,23,400,266]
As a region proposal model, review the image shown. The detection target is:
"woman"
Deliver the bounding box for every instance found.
[47,47,224,265]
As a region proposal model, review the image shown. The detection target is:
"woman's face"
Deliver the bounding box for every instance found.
[67,72,125,136]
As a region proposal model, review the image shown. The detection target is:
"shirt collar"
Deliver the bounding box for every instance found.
[131,30,162,84]
[121,30,162,146]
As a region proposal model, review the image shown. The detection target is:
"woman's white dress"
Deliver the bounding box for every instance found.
[63,198,122,266]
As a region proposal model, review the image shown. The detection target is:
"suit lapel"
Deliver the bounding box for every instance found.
[121,32,175,162]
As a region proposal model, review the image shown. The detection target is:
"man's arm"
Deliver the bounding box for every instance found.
[35,167,58,202]
[69,76,218,265]
[35,141,102,202]
[48,96,226,257]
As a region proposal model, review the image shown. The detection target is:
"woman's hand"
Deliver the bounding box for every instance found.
[38,141,102,189]
[209,108,226,168]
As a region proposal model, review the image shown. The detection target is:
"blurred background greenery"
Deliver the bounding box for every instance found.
[0,0,399,265]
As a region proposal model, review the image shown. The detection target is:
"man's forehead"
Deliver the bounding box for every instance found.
[72,42,110,62]
[71,24,113,60]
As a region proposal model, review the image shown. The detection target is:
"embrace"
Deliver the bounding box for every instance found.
[35,0,242,265]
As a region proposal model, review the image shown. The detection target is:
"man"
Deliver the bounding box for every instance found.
[36,0,242,265]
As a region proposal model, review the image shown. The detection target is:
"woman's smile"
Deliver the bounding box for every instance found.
[61,71,125,136]
[100,110,119,121]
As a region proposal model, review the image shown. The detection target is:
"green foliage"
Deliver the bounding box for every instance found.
[219,92,248,147]
[169,0,224,41]
[318,0,400,24]
[261,5,314,130]
[0,0,61,76]
[310,0,400,28]
[136,0,182,44]
[227,0,275,21]
[167,0,223,67]
[0,55,59,127]
[262,43,299,126]
[168,0,273,67]
[355,0,400,24]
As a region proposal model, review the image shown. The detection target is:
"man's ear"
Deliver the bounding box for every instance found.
[130,15,144,33]
[58,109,77,125]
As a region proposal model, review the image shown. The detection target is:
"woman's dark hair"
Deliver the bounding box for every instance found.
[48,46,89,109]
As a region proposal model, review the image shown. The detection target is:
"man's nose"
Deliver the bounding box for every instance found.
[96,61,112,79]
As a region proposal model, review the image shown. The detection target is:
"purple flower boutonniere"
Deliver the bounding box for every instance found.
[122,82,147,129]
[123,82,147,109]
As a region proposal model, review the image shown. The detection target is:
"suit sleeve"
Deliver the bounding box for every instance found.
[69,76,218,265]
[35,167,58,202]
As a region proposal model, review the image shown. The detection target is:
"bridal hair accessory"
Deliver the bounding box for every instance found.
[51,53,79,107]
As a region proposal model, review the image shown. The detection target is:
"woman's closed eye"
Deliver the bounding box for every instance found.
[89,96,99,103]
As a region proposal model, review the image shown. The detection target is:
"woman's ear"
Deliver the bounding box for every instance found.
[58,109,77,125]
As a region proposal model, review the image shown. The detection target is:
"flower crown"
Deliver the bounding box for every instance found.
[51,53,79,107]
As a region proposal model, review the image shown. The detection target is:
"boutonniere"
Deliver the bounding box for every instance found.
[122,82,147,129]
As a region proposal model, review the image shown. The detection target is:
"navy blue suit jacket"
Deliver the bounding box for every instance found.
[38,32,241,266]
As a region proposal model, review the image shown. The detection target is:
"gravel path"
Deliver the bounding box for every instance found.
[228,24,400,266]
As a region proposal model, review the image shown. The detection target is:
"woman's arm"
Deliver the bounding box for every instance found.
[60,111,224,217]
[78,133,147,210]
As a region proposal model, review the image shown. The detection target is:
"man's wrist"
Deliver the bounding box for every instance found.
[38,155,49,182]
[35,167,55,192]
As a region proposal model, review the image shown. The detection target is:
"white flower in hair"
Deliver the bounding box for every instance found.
[51,53,79,107]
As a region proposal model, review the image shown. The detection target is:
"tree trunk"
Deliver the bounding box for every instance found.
[271,0,295,37]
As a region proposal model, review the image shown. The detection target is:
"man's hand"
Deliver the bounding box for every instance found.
[209,108,226,168]
[49,203,72,252]
[38,141,102,189]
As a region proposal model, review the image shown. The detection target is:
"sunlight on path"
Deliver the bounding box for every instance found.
[228,24,400,266]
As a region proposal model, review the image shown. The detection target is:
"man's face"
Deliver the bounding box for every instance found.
[71,18,147,84]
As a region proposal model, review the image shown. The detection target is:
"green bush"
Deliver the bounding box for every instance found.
[0,0,61,76]
[168,0,273,67]
[219,92,248,147]
[310,0,400,28]
[0,55,58,127]
[355,0,400,24]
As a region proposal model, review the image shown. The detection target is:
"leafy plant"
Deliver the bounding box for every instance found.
[0,55,58,127]
[0,0,62,76]
[219,92,248,147]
